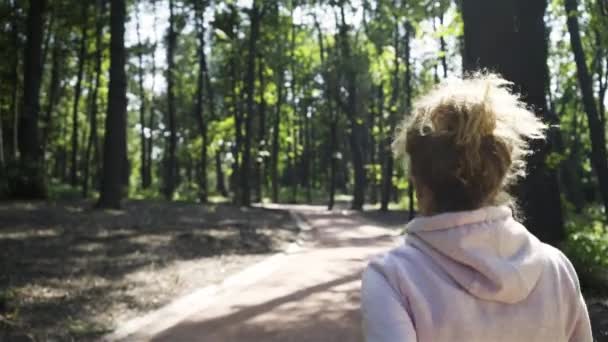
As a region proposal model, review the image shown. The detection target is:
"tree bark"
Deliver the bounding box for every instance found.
[381,21,400,212]
[9,0,20,161]
[194,1,208,203]
[565,0,608,221]
[97,0,127,209]
[163,0,177,200]
[17,0,47,198]
[135,0,150,190]
[271,69,283,203]
[337,3,366,210]
[403,23,415,220]
[70,3,89,187]
[240,2,262,206]
[83,0,105,198]
[42,38,62,154]
[462,0,564,242]
[255,56,267,203]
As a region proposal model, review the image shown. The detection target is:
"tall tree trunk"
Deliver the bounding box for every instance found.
[70,3,89,187]
[145,0,158,190]
[381,21,400,212]
[565,0,608,221]
[255,57,267,203]
[9,0,20,161]
[97,0,127,209]
[439,12,448,79]
[271,69,283,203]
[16,0,47,198]
[337,3,365,210]
[163,0,177,200]
[403,23,415,220]
[240,2,262,206]
[194,1,208,203]
[135,0,150,190]
[314,15,338,210]
[462,0,564,242]
[83,0,105,198]
[289,4,298,204]
[42,39,62,154]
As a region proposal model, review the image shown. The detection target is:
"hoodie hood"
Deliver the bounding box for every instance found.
[404,206,545,304]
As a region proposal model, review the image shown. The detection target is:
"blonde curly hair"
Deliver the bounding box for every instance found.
[392,73,547,213]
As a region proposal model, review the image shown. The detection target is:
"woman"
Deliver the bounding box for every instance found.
[361,74,593,341]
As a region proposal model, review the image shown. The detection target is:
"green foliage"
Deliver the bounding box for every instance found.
[562,206,608,290]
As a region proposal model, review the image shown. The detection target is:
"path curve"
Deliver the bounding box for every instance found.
[108,205,402,342]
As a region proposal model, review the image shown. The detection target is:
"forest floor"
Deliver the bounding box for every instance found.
[0,200,300,341]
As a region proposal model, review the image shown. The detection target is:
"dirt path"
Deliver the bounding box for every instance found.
[107,205,401,342]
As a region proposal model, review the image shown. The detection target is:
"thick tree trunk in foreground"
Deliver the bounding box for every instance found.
[240,2,262,206]
[565,0,608,221]
[16,0,47,198]
[98,0,127,209]
[462,0,564,242]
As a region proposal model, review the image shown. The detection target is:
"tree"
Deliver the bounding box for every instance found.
[194,0,209,202]
[135,0,150,190]
[462,0,564,242]
[163,0,178,200]
[83,0,106,197]
[70,3,89,187]
[16,0,47,198]
[336,2,366,210]
[240,1,263,206]
[98,0,127,209]
[564,0,608,221]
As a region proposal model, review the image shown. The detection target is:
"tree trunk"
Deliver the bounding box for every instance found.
[145,0,158,191]
[565,0,608,221]
[255,57,267,203]
[381,22,400,212]
[240,2,262,206]
[462,0,564,242]
[70,3,89,187]
[42,38,62,154]
[337,4,365,210]
[194,1,208,203]
[16,0,47,198]
[313,14,338,210]
[163,0,177,200]
[9,0,20,162]
[403,23,415,220]
[83,0,105,198]
[97,0,127,209]
[439,12,448,79]
[271,70,283,203]
[135,0,150,190]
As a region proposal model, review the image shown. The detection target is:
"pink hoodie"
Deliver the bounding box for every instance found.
[361,206,593,341]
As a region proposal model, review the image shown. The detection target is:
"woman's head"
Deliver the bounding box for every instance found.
[392,73,547,215]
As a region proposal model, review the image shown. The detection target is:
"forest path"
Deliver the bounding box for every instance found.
[109,205,402,342]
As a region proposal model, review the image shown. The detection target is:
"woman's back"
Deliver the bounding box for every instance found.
[361,207,592,341]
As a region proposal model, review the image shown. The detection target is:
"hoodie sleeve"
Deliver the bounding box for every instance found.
[557,252,593,342]
[568,293,593,342]
[361,265,417,342]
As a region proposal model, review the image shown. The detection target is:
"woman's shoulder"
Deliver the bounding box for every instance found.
[363,240,429,289]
